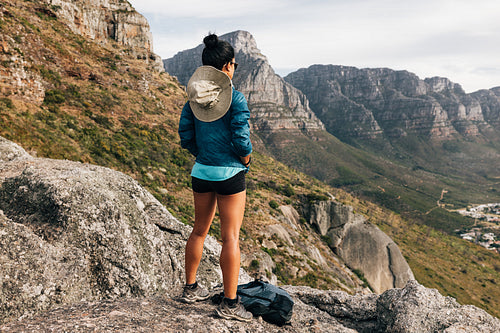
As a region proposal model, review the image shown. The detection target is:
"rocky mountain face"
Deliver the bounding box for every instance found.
[471,87,500,128]
[164,30,325,133]
[42,0,163,71]
[284,65,499,141]
[1,136,499,332]
[0,0,163,107]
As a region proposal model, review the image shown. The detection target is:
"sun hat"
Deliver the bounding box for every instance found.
[187,66,233,122]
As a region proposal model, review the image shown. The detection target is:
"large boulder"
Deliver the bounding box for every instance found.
[376,280,500,333]
[0,137,250,324]
[301,199,414,293]
[289,280,500,333]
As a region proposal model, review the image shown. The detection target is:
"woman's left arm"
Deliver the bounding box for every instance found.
[230,92,253,159]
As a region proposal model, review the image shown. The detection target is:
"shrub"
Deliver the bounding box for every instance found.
[249,259,260,271]
[0,98,13,110]
[352,269,370,289]
[43,89,65,105]
[282,184,295,197]
[269,200,279,209]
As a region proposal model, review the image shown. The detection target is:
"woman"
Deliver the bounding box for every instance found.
[178,33,253,322]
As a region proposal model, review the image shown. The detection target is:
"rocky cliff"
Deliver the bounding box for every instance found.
[164,30,325,133]
[284,65,499,140]
[1,136,499,332]
[471,87,500,128]
[42,0,163,71]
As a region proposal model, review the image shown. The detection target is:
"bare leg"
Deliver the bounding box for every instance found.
[185,191,217,285]
[217,190,246,299]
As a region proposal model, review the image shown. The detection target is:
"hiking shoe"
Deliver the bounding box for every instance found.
[180,283,210,303]
[215,296,253,322]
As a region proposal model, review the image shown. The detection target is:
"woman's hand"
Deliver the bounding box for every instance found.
[240,155,251,167]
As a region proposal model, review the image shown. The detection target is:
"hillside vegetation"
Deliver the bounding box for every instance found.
[0,0,499,318]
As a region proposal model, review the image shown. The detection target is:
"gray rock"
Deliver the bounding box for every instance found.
[285,285,379,333]
[4,280,498,332]
[301,199,414,293]
[0,154,235,324]
[0,294,356,333]
[287,281,500,333]
[376,280,500,333]
[0,137,33,162]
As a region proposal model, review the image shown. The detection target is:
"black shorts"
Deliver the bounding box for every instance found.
[192,171,246,195]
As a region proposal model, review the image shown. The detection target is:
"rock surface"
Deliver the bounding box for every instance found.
[289,280,500,333]
[301,199,414,293]
[0,136,33,163]
[2,281,499,332]
[284,65,499,140]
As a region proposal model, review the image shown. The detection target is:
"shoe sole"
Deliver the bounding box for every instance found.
[179,295,210,304]
[215,308,252,322]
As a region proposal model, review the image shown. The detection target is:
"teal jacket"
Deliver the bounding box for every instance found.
[178,88,252,168]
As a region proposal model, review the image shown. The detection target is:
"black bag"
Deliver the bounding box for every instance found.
[236,279,294,325]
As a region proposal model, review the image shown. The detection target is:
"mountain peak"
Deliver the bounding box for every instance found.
[220,30,266,62]
[164,30,325,132]
[424,76,464,94]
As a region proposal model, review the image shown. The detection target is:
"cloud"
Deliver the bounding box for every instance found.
[128,0,500,92]
[129,0,288,18]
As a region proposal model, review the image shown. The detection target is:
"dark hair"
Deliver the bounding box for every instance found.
[202,34,234,71]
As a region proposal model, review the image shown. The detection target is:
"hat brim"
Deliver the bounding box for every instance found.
[187,66,232,122]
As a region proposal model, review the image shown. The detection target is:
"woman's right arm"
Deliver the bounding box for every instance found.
[178,103,198,156]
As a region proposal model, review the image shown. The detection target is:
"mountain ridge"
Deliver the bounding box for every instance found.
[284,64,500,141]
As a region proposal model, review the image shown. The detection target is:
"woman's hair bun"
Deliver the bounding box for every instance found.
[203,34,218,49]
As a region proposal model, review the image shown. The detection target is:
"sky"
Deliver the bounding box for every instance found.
[127,0,500,93]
